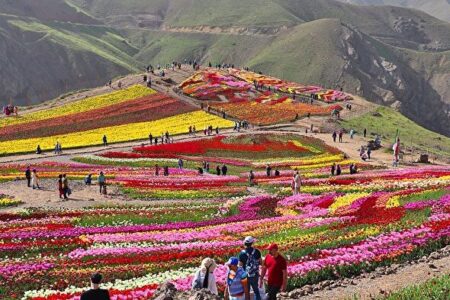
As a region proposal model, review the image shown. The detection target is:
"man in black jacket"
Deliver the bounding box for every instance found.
[80,273,110,300]
[25,166,31,187]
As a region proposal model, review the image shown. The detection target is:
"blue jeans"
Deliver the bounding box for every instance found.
[248,275,261,300]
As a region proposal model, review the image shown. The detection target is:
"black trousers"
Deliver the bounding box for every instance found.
[267,285,280,300]
[27,178,31,187]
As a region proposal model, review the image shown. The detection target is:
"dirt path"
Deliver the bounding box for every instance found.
[283,249,450,300]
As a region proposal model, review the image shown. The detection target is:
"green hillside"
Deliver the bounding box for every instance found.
[1,0,450,137]
[342,106,450,158]
[338,0,450,23]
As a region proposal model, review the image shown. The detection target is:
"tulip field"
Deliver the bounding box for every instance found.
[179,69,345,125]
[0,133,449,299]
[0,85,232,155]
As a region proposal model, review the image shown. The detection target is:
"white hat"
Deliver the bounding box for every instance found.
[244,236,256,244]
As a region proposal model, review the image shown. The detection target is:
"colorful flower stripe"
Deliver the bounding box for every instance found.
[0,85,154,128]
[0,111,234,155]
[0,93,195,141]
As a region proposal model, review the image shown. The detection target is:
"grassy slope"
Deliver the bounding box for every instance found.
[7,18,140,72]
[342,106,450,158]
[379,274,450,300]
[129,29,274,66]
[246,19,347,87]
[338,0,450,23]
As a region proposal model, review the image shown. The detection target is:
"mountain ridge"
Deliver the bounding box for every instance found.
[0,0,449,136]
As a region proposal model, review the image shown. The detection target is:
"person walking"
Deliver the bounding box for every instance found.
[363,128,367,138]
[222,164,228,176]
[191,258,218,295]
[260,244,287,300]
[350,129,355,139]
[336,164,342,176]
[216,165,221,176]
[239,237,262,300]
[338,130,343,143]
[103,135,108,147]
[332,131,337,143]
[224,257,250,300]
[294,171,301,195]
[149,134,153,145]
[58,174,66,199]
[84,174,93,185]
[367,147,372,160]
[248,170,255,186]
[25,166,31,187]
[331,163,336,176]
[62,174,70,198]
[266,165,272,177]
[80,273,110,300]
[98,171,106,195]
[31,169,40,190]
[178,158,184,170]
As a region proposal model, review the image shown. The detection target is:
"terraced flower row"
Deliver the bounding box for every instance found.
[211,100,342,125]
[1,167,449,299]
[230,69,352,102]
[1,85,155,128]
[179,69,343,125]
[0,93,195,141]
[0,111,233,155]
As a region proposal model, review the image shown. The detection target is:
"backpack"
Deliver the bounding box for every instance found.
[241,249,259,277]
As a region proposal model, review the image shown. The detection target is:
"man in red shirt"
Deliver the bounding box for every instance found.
[259,243,287,300]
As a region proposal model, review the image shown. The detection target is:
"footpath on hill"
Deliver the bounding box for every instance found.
[2,66,449,299]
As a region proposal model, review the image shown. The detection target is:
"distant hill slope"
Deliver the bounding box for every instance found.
[1,0,449,136]
[0,10,141,105]
[338,0,450,23]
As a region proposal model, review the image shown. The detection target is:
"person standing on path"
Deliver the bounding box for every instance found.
[216,165,221,176]
[31,169,40,190]
[103,135,108,147]
[58,174,66,199]
[294,171,301,195]
[80,273,110,300]
[25,166,31,187]
[98,171,106,195]
[239,236,262,300]
[332,131,337,143]
[178,159,184,170]
[363,128,367,138]
[224,257,250,300]
[338,130,343,143]
[260,243,287,300]
[62,174,70,198]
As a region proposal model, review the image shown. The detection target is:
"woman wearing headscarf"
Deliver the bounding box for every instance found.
[191,257,218,295]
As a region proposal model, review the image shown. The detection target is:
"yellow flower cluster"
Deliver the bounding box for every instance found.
[2,85,154,127]
[0,111,233,155]
[385,195,401,208]
[329,192,370,213]
[290,140,322,154]
[0,197,22,208]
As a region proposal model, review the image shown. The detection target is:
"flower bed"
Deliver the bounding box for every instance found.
[0,111,233,155]
[0,163,449,298]
[0,194,22,208]
[179,69,344,125]
[0,93,195,142]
